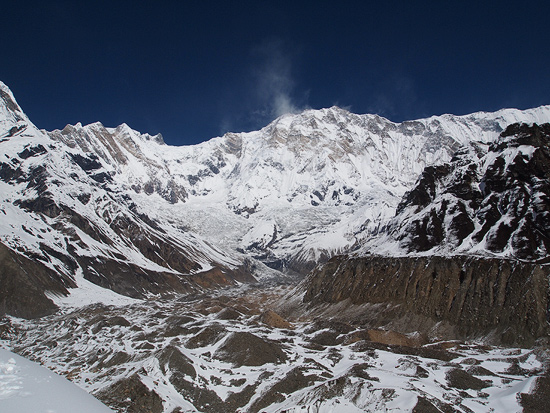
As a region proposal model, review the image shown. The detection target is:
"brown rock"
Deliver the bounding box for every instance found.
[259,310,293,329]
[156,345,196,378]
[216,307,242,320]
[185,324,226,349]
[213,331,287,366]
[95,373,163,413]
[303,255,550,346]
[366,329,427,347]
[248,367,319,412]
[445,368,491,390]
[0,242,71,318]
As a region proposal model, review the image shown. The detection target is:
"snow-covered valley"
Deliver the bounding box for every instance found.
[1,285,548,412]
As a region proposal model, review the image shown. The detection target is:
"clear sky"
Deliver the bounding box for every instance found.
[2,1,549,146]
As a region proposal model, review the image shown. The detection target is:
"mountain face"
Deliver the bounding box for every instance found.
[1,79,550,316]
[301,123,550,346]
[362,122,550,260]
[0,82,252,317]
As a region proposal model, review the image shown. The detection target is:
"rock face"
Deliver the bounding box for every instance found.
[303,255,550,346]
[301,123,550,347]
[378,123,550,260]
[0,242,71,318]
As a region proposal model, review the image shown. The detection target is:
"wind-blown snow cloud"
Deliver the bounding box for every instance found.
[252,39,300,118]
[217,39,306,135]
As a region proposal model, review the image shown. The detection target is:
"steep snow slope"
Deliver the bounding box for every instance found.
[0,348,113,412]
[364,123,550,260]
[46,98,550,272]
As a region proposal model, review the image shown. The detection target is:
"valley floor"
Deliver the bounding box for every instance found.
[0,283,548,413]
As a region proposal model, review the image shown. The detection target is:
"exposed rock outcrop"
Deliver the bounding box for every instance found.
[213,331,288,366]
[0,242,71,318]
[303,255,550,346]
[259,309,293,329]
[95,373,164,413]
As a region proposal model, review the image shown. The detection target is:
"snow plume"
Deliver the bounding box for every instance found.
[252,39,300,118]
[216,39,302,135]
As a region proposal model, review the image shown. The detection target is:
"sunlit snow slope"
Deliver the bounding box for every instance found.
[44,95,550,271]
[0,348,113,412]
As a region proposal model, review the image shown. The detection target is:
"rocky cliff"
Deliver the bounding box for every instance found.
[302,124,550,346]
[303,255,549,346]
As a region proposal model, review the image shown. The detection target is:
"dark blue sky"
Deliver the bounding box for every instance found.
[2,1,549,145]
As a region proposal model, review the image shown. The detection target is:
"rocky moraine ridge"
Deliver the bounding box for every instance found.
[0,80,549,412]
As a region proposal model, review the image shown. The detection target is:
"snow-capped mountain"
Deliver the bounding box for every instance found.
[52,103,549,271]
[1,79,550,313]
[298,122,550,352]
[0,82,251,317]
[2,80,550,413]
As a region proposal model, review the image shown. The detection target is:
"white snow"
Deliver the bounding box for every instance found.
[2,77,550,292]
[0,348,113,412]
[46,268,139,309]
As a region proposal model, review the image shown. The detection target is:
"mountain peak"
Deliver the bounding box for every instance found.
[0,81,30,135]
[1,78,550,305]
